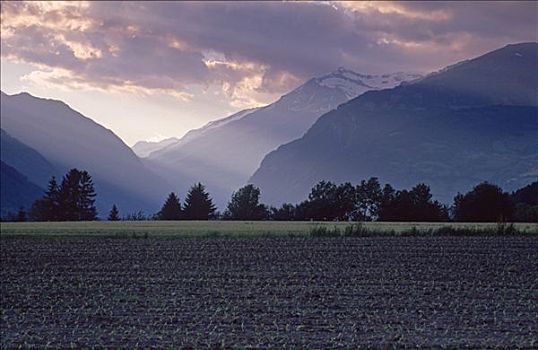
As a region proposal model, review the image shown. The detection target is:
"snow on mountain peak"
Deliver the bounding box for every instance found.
[315,68,422,99]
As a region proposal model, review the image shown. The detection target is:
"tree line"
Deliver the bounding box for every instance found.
[5,168,537,222]
[23,169,98,221]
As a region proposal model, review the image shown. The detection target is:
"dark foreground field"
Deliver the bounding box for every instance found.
[2,237,538,348]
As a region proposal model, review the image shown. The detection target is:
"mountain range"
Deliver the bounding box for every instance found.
[132,137,179,158]
[1,43,536,218]
[0,161,44,218]
[144,69,420,208]
[0,92,171,216]
[249,42,538,206]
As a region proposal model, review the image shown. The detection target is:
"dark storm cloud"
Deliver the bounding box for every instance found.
[1,1,536,106]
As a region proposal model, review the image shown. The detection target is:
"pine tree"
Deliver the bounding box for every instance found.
[159,192,182,220]
[30,176,60,221]
[56,169,97,221]
[78,170,97,220]
[58,169,81,221]
[31,170,98,221]
[108,204,120,221]
[183,183,216,220]
[45,176,61,220]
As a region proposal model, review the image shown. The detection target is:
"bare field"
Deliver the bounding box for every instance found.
[1,236,537,348]
[1,221,537,238]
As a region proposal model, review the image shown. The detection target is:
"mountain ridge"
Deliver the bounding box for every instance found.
[249,42,538,206]
[146,68,421,208]
[1,91,172,215]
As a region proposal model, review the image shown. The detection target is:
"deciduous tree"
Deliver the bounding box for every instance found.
[224,185,268,220]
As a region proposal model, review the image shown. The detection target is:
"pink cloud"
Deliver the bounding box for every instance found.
[1,1,536,107]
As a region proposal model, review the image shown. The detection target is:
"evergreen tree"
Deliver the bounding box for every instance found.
[78,170,98,220]
[224,185,268,220]
[45,176,61,220]
[30,176,60,221]
[58,169,97,221]
[30,170,98,221]
[108,204,120,221]
[183,183,216,220]
[159,192,182,220]
[58,169,81,220]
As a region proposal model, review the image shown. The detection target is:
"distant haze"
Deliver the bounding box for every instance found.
[1,1,536,145]
[144,69,420,208]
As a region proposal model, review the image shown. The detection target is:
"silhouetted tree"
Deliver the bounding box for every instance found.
[453,182,514,222]
[224,184,268,220]
[512,181,538,222]
[30,176,61,221]
[512,181,538,205]
[294,201,310,221]
[513,204,538,222]
[57,169,97,221]
[379,183,448,221]
[334,182,357,221]
[305,181,338,220]
[183,183,217,220]
[158,192,182,220]
[108,204,120,221]
[125,211,147,221]
[30,171,97,221]
[30,199,51,221]
[270,203,297,221]
[78,170,98,220]
[301,181,357,221]
[355,177,383,221]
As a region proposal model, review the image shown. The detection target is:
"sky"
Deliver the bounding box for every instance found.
[1,1,536,146]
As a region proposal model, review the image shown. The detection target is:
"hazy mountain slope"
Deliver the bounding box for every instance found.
[132,137,179,158]
[147,69,420,207]
[250,43,538,206]
[0,161,44,218]
[168,107,261,151]
[0,92,171,215]
[1,129,56,187]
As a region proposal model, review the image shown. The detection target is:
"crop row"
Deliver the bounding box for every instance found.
[2,237,537,348]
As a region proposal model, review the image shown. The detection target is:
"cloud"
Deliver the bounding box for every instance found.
[1,1,536,108]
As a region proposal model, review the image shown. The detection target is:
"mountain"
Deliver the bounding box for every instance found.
[0,161,44,218]
[1,129,56,187]
[0,92,171,216]
[138,108,260,159]
[172,107,261,150]
[132,137,179,158]
[250,43,538,206]
[146,69,420,208]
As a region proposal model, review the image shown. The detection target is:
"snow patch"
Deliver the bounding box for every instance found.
[316,69,422,99]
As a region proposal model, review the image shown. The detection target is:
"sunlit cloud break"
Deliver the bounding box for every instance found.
[1,1,536,110]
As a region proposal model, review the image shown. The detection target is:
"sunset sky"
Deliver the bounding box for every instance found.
[1,1,536,145]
